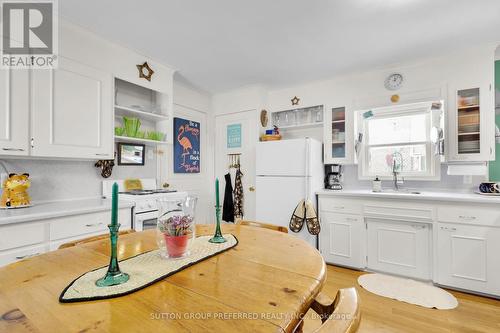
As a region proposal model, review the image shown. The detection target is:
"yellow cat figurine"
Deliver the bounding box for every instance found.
[1,173,31,208]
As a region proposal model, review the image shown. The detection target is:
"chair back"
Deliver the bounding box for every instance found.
[237,220,288,233]
[58,229,135,249]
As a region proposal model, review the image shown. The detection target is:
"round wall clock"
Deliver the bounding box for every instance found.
[384,73,404,91]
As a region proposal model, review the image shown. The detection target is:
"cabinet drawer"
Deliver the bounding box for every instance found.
[319,197,362,215]
[49,209,131,241]
[364,203,433,223]
[0,222,46,251]
[0,244,46,267]
[437,206,500,226]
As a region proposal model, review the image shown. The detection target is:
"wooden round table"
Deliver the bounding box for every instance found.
[0,224,326,333]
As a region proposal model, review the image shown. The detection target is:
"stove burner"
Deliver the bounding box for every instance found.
[119,189,177,195]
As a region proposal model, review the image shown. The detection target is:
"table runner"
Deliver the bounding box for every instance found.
[60,234,237,303]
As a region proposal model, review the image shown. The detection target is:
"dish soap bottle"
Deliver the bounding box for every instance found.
[372,176,382,192]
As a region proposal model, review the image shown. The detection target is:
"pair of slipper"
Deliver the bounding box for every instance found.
[289,199,320,235]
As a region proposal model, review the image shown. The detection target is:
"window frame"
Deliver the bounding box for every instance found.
[356,102,441,181]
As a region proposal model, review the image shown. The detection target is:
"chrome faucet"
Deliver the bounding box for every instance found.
[392,152,404,191]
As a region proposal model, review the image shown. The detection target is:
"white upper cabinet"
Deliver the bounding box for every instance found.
[0,68,30,156]
[447,83,495,162]
[31,57,113,159]
[324,105,354,164]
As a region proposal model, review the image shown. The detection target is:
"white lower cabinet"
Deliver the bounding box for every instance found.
[366,219,431,280]
[436,222,500,295]
[0,207,132,267]
[319,212,365,269]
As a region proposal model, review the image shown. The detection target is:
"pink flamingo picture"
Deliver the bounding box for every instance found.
[177,125,193,164]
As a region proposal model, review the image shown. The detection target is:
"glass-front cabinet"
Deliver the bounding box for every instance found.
[324,105,354,164]
[449,84,494,162]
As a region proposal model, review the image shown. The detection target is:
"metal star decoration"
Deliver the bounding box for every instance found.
[136,62,154,81]
[291,96,300,106]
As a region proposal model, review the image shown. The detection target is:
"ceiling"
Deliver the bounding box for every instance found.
[59,0,500,93]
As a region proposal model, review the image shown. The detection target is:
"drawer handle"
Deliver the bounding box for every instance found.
[95,153,109,156]
[15,253,40,260]
[85,222,105,227]
[440,226,457,231]
[2,148,25,151]
[332,206,345,210]
[458,215,476,220]
[345,218,358,222]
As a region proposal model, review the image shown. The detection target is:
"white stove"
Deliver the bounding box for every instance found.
[102,179,188,231]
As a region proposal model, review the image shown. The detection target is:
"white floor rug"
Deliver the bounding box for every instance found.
[358,273,458,310]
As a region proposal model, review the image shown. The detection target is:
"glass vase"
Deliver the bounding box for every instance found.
[157,196,197,259]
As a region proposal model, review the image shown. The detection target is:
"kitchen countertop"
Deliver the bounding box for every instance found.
[316,188,500,204]
[0,198,134,226]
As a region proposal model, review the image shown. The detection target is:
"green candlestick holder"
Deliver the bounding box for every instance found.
[96,223,130,287]
[209,205,226,243]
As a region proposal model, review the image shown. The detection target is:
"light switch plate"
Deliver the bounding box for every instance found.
[147,149,154,160]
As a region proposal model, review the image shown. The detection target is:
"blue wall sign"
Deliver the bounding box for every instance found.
[227,124,242,148]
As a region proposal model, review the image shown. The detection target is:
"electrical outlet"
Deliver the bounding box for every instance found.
[148,149,154,160]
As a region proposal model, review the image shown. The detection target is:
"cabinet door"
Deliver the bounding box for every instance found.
[448,84,494,162]
[366,219,431,280]
[324,105,353,164]
[31,57,113,159]
[436,223,500,296]
[319,212,365,269]
[0,68,29,156]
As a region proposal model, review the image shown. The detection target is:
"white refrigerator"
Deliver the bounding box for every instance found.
[256,138,324,248]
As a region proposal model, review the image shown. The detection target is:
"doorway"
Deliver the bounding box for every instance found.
[215,110,258,221]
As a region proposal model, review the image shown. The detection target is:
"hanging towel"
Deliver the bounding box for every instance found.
[222,173,235,222]
[233,169,244,218]
[305,199,320,235]
[289,199,306,233]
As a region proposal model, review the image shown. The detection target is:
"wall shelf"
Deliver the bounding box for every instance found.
[278,122,323,130]
[115,135,169,146]
[114,105,169,122]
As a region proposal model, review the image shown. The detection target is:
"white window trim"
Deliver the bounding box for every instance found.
[356,102,441,181]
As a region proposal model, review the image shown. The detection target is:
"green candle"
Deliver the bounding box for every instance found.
[215,178,220,207]
[111,182,118,227]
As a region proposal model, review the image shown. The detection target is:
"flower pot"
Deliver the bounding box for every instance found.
[163,234,190,258]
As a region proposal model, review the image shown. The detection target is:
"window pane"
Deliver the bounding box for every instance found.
[368,114,427,145]
[368,144,427,175]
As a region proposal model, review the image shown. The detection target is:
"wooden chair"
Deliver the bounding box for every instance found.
[295,287,361,333]
[236,220,288,233]
[58,229,135,249]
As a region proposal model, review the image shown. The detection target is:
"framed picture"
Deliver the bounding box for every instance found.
[117,143,145,166]
[174,117,200,173]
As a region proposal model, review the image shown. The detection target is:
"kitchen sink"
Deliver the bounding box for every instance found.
[380,189,422,195]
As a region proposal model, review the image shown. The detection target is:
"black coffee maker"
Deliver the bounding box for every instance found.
[324,164,343,190]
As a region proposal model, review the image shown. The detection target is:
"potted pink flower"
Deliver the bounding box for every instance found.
[158,215,193,258]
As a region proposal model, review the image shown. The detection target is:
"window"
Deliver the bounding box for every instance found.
[357,101,442,180]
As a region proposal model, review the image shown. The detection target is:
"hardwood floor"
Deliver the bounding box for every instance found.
[303,265,500,333]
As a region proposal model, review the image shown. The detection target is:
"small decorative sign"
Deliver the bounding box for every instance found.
[227,124,242,148]
[174,117,200,173]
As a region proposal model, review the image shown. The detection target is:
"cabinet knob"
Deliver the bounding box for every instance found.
[249,186,255,192]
